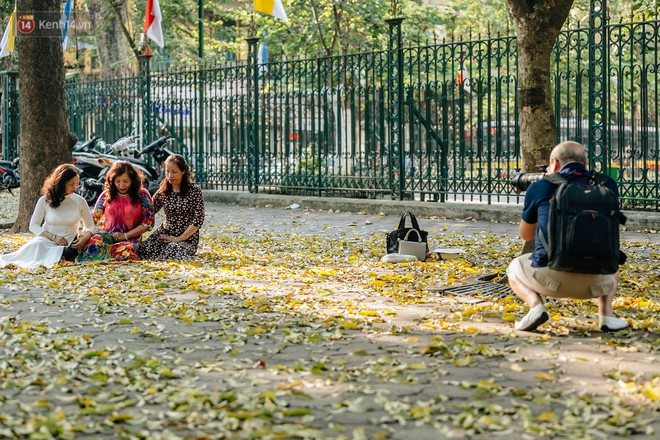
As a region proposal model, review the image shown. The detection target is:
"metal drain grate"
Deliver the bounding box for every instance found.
[426,273,513,299]
[434,281,512,298]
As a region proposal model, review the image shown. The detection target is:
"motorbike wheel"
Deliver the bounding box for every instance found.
[77,179,101,206]
[142,175,160,195]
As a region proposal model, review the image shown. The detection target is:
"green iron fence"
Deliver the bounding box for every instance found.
[2,5,659,210]
[1,71,18,161]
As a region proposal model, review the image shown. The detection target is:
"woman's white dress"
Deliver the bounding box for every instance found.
[0,194,95,269]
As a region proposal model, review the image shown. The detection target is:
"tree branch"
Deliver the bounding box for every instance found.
[309,0,330,56]
[329,4,343,54]
[108,0,140,59]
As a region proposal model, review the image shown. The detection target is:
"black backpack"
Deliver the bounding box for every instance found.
[540,172,626,274]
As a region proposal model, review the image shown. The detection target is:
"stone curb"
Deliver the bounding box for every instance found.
[202,190,660,231]
[3,192,658,231]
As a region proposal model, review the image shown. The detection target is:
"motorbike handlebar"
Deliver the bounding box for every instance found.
[74,135,100,152]
[141,135,172,155]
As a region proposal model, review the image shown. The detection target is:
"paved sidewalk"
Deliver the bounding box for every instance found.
[0,193,658,439]
[203,190,660,231]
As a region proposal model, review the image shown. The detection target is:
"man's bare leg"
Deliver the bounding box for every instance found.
[507,272,548,331]
[508,271,544,308]
[598,272,627,332]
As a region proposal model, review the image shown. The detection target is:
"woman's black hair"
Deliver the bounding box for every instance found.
[103,160,144,204]
[42,164,79,208]
[158,154,193,196]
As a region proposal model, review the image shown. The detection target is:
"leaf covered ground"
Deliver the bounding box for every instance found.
[0,192,658,439]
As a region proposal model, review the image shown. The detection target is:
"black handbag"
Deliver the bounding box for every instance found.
[386,211,429,254]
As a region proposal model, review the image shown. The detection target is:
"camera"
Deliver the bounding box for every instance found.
[510,172,546,192]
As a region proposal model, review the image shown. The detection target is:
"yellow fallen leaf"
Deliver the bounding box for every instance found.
[407,362,427,370]
[643,387,660,401]
[406,337,419,343]
[502,313,517,322]
[35,399,50,408]
[535,373,554,381]
[340,320,361,330]
[537,412,555,421]
[276,381,303,390]
[453,355,474,367]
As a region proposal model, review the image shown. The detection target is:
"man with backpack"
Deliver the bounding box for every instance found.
[507,141,628,332]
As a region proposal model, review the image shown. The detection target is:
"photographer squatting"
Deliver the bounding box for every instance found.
[507,141,628,332]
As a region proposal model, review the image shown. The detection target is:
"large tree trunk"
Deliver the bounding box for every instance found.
[507,0,574,172]
[12,0,76,232]
[507,0,574,255]
[87,0,134,79]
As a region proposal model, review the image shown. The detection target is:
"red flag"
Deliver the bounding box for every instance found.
[144,0,164,48]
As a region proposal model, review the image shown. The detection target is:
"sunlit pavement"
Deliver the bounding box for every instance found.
[0,190,658,438]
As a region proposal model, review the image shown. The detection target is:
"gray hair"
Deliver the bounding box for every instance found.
[551,141,587,165]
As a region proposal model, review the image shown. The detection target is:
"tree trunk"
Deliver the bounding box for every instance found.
[12,0,76,232]
[87,0,134,79]
[507,0,574,172]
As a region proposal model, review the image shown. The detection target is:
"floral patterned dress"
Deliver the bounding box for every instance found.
[78,188,154,262]
[138,185,205,261]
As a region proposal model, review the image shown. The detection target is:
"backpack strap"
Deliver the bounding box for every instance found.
[590,171,610,186]
[542,173,567,186]
[538,173,567,255]
[539,227,551,256]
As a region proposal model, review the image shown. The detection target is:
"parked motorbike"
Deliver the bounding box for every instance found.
[75,134,175,204]
[134,135,174,194]
[0,157,20,193]
[94,135,172,195]
[72,135,114,205]
[99,133,142,158]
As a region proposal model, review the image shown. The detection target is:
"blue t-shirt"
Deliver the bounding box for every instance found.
[521,162,619,267]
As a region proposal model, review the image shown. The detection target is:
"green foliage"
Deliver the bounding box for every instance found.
[120,0,452,67]
[76,0,655,70]
[444,0,513,39]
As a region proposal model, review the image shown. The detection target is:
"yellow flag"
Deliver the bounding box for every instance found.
[254,0,288,22]
[0,6,17,58]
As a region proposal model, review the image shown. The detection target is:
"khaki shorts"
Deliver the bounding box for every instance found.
[507,254,616,299]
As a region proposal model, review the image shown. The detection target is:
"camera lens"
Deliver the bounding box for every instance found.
[510,172,545,192]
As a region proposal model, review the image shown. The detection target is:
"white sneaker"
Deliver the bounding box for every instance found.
[514,304,549,331]
[600,316,628,332]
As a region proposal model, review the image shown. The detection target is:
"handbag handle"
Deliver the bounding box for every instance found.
[401,228,422,242]
[397,210,421,230]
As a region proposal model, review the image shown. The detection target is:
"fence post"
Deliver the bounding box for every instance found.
[138,53,153,145]
[196,69,206,184]
[1,71,19,161]
[385,16,406,200]
[246,36,260,193]
[588,0,608,173]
